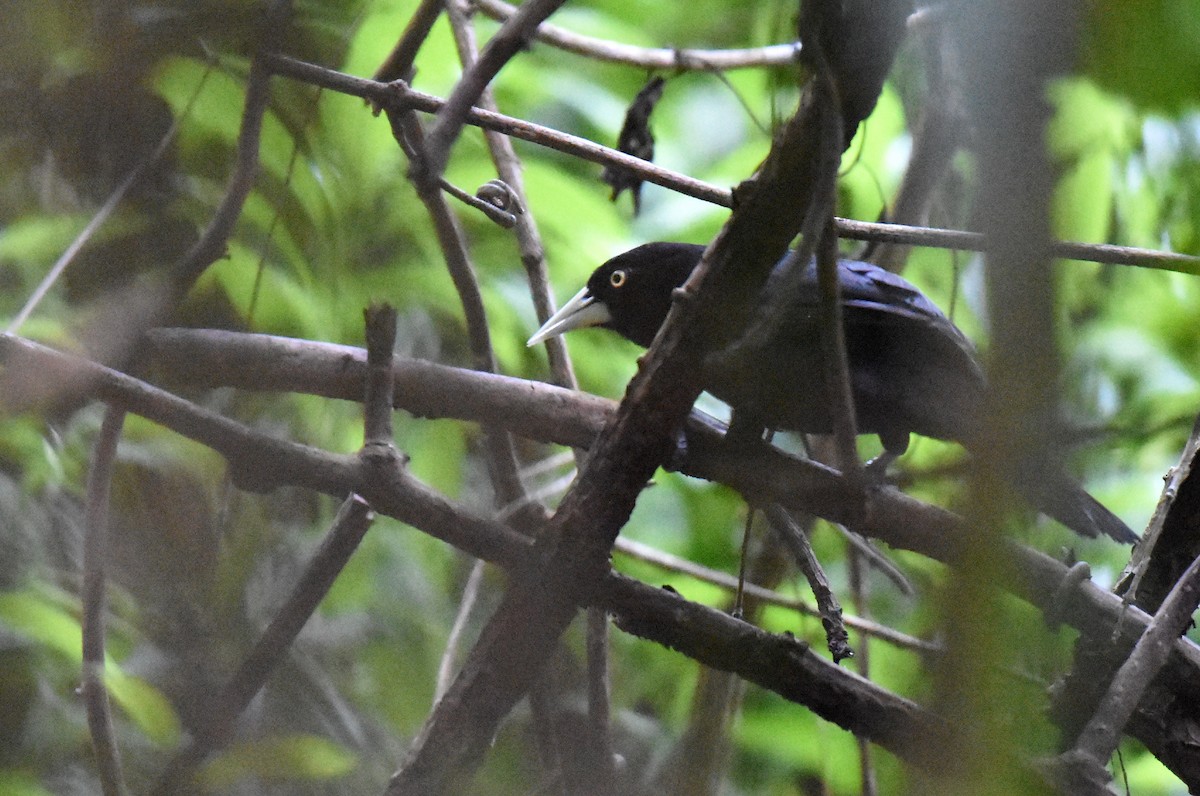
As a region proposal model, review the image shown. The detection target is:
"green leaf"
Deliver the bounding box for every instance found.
[0,589,82,660]
[200,734,358,788]
[0,771,54,796]
[104,672,181,747]
[0,587,179,745]
[1054,151,1114,244]
[1048,78,1136,156]
[1083,0,1200,114]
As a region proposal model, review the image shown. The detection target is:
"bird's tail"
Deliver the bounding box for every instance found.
[1013,466,1138,544]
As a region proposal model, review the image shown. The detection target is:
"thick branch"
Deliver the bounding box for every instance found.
[1072,553,1200,770]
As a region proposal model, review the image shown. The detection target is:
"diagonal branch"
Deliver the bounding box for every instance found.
[1060,551,1200,785]
[153,495,374,793]
[374,9,535,525]
[423,0,568,177]
[444,0,578,392]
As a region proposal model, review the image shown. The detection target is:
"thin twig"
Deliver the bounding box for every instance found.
[435,558,487,701]
[764,505,853,662]
[8,126,178,334]
[526,671,567,793]
[170,7,284,297]
[82,404,129,796]
[439,176,517,227]
[733,508,755,617]
[836,218,1200,274]
[384,88,530,517]
[270,52,731,205]
[585,607,615,793]
[7,62,214,335]
[848,546,879,796]
[472,0,801,71]
[615,537,937,654]
[833,524,914,596]
[373,0,445,83]
[814,123,861,486]
[363,304,399,447]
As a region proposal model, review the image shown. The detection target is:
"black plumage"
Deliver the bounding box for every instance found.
[529,242,1136,544]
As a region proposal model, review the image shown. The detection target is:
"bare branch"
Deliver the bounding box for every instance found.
[82,405,129,796]
[268,52,733,206]
[373,0,444,83]
[7,109,183,335]
[1120,413,1200,609]
[602,571,950,769]
[0,333,533,569]
[472,0,801,71]
[615,537,936,653]
[435,559,487,701]
[363,304,399,448]
[763,506,852,662]
[381,66,533,525]
[170,7,284,297]
[584,607,615,793]
[837,218,1200,275]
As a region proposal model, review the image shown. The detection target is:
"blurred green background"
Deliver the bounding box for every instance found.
[1,1,1199,793]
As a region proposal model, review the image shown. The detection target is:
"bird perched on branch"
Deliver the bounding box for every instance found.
[528,242,1136,544]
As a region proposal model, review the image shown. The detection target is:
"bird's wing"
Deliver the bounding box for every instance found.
[837,261,954,325]
[834,260,981,370]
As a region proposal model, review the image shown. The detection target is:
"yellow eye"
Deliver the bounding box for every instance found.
[609,270,627,288]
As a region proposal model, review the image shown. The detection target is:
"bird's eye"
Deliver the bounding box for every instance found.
[609,270,627,288]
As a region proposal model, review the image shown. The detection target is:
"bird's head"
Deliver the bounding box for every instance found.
[527,242,704,348]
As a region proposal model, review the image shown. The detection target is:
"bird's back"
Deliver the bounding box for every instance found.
[705,257,986,452]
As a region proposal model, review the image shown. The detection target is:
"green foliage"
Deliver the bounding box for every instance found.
[0,586,180,748]
[1,0,1199,793]
[200,733,358,788]
[1083,0,1200,115]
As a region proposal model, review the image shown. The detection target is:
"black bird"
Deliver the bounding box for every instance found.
[528,242,1137,544]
